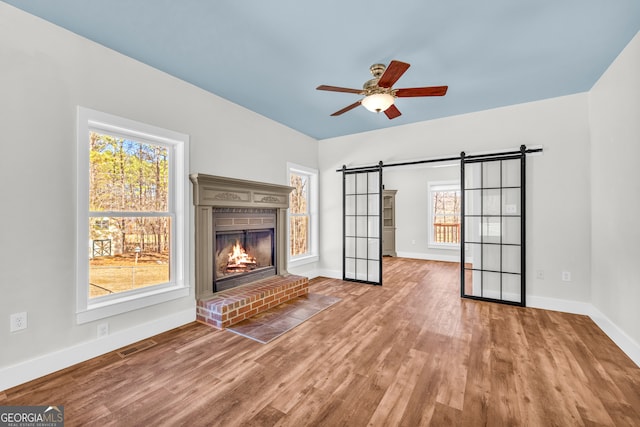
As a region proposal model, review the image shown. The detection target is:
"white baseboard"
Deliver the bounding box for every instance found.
[0,308,195,392]
[528,296,640,367]
[288,267,320,280]
[527,295,595,315]
[315,269,341,280]
[587,308,640,368]
[314,256,468,280]
[396,252,472,263]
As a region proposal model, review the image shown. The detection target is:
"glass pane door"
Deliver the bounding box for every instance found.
[343,166,382,285]
[461,153,525,306]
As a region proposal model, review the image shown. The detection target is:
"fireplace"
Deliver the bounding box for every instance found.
[213,209,276,292]
[190,173,294,300]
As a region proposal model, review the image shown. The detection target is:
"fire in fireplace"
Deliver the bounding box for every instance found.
[226,241,257,273]
[213,209,277,292]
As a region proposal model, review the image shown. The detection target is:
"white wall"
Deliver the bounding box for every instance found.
[589,32,640,348]
[318,94,593,306]
[0,3,318,389]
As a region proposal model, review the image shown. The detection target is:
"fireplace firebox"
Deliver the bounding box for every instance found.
[213,209,277,292]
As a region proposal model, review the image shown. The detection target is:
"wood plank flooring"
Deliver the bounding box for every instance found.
[2,258,639,426]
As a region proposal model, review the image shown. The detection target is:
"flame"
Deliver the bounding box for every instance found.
[227,241,256,270]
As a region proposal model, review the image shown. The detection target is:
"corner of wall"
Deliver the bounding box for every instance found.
[528,296,640,368]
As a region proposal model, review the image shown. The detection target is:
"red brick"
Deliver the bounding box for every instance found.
[197,275,309,328]
[198,317,222,329]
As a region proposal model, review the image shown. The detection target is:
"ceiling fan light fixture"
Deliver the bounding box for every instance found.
[361,93,395,113]
[317,60,447,119]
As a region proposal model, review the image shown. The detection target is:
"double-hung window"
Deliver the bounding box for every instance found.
[287,163,318,266]
[76,107,189,323]
[428,181,461,248]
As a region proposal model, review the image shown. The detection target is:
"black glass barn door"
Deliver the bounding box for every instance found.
[461,151,526,306]
[343,165,383,285]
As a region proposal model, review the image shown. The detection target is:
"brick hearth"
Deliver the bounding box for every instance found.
[196,275,309,329]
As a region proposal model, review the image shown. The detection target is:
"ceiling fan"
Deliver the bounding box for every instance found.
[316,60,448,119]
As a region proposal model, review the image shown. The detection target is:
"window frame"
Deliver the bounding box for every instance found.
[428,180,461,250]
[76,107,190,324]
[287,163,319,267]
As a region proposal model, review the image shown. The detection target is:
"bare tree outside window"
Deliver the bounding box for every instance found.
[432,189,461,243]
[88,132,170,297]
[289,173,309,256]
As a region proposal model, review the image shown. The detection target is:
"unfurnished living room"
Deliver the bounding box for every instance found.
[1,1,639,426]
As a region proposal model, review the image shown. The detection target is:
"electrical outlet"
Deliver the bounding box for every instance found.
[536,270,544,280]
[562,271,572,282]
[10,312,27,332]
[97,322,109,338]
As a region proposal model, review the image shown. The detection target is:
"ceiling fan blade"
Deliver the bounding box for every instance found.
[384,104,402,119]
[395,86,448,97]
[317,85,363,94]
[331,100,362,116]
[377,60,410,88]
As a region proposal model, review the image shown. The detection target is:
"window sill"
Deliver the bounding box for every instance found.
[288,254,319,268]
[76,285,190,324]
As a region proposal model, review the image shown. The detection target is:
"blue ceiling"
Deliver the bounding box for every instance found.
[3,0,639,140]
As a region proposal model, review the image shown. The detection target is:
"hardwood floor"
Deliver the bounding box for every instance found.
[2,258,639,426]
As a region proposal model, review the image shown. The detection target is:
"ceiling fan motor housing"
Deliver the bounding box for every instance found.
[369,63,386,78]
[363,63,395,96]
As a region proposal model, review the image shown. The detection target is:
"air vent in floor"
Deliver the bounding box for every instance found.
[116,339,157,358]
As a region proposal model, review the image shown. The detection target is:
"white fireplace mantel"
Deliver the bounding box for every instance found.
[189,173,294,300]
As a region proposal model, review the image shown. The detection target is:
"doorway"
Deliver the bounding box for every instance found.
[339,145,537,302]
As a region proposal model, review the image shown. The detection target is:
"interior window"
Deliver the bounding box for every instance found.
[287,163,318,266]
[429,182,461,247]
